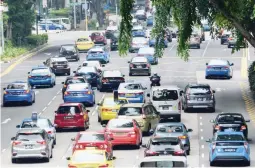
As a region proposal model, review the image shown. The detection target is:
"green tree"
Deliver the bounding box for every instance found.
[6,0,36,44]
[118,0,255,60]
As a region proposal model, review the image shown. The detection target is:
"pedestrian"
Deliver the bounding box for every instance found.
[96,22,99,30]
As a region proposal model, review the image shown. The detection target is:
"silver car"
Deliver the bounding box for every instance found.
[128,56,151,76]
[129,37,148,53]
[11,128,53,163]
[16,118,57,146]
[188,34,200,49]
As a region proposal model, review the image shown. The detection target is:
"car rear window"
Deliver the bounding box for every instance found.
[7,83,27,89]
[103,71,122,77]
[216,142,244,146]
[141,161,185,167]
[17,133,43,141]
[108,120,134,128]
[57,106,81,114]
[79,134,105,142]
[132,57,147,63]
[156,125,183,133]
[122,83,142,90]
[53,61,68,65]
[118,107,142,116]
[217,114,244,123]
[83,62,99,67]
[72,152,105,163]
[66,78,86,85]
[77,38,89,42]
[152,90,178,101]
[61,46,75,51]
[21,119,49,128]
[31,69,49,75]
[216,134,244,141]
[188,87,211,95]
[208,60,228,66]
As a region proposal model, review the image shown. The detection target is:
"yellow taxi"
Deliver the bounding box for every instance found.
[66,148,115,168]
[97,97,129,125]
[75,36,94,51]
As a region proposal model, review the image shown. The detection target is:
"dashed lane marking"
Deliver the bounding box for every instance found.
[2,149,6,153]
[202,40,211,57]
[201,136,204,140]
[42,107,47,112]
[92,94,105,116]
[201,145,204,149]
[201,153,204,158]
[1,118,11,124]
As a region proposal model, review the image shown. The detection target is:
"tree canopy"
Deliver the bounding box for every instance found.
[118,0,255,61]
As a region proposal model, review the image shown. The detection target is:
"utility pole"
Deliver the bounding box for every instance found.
[73,5,76,30]
[85,0,88,31]
[115,0,118,25]
[0,8,4,55]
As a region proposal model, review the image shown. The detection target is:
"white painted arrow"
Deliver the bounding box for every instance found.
[44,53,52,56]
[2,118,11,124]
[215,88,226,92]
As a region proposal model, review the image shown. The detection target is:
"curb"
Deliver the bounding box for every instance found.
[0,43,52,78]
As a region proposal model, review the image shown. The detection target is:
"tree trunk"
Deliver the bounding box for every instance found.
[6,22,12,40]
[95,0,104,26]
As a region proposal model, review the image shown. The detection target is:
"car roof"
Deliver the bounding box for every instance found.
[32,65,48,69]
[157,122,184,127]
[103,70,122,77]
[119,82,142,88]
[17,128,44,133]
[187,83,210,87]
[140,155,187,162]
[10,81,27,84]
[121,103,144,108]
[50,57,67,62]
[132,56,148,62]
[59,103,81,106]
[151,85,180,91]
[66,76,84,80]
[89,47,104,52]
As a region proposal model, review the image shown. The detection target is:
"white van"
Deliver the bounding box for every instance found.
[138,156,187,167]
[147,86,183,122]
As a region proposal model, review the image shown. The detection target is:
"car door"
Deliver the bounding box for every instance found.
[183,124,190,140]
[47,119,56,134]
[148,105,160,129]
[134,120,142,141]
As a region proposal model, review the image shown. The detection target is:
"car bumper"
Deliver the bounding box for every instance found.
[206,70,230,77]
[189,43,199,46]
[52,68,70,74]
[3,95,32,103]
[158,110,181,117]
[130,68,150,74]
[101,112,118,121]
[87,58,107,64]
[111,136,137,146]
[54,120,84,128]
[64,96,94,104]
[186,101,214,109]
[121,96,144,103]
[28,79,52,86]
[212,155,250,162]
[12,148,48,159]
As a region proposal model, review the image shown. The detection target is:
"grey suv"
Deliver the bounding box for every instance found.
[128,56,151,76]
[182,84,216,112]
[11,128,53,163]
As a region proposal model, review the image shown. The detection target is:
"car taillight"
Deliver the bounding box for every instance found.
[80,112,84,115]
[244,142,248,153]
[3,91,8,94]
[215,125,221,131]
[102,108,112,112]
[207,66,212,69]
[102,78,108,83]
[146,64,150,68]
[99,164,109,168]
[212,143,216,153]
[129,131,136,135]
[136,92,143,95]
[105,131,113,136]
[12,141,21,146]
[146,150,157,156]
[178,136,187,139]
[28,76,32,78]
[130,64,134,68]
[68,164,77,168]
[100,144,108,149]
[85,91,91,94]
[64,91,70,95]
[47,131,52,134]
[118,93,125,96]
[241,126,246,130]
[174,150,185,155]
[45,75,51,77]
[75,144,83,149]
[37,140,46,145]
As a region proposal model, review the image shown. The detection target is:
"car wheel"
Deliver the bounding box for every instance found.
[184,107,189,112]
[246,161,250,166]
[98,116,101,122]
[11,158,17,163]
[228,45,231,48]
[210,161,215,166]
[99,87,104,92]
[197,45,200,49]
[129,72,132,76]
[205,76,209,79]
[45,156,50,162]
[148,73,151,76]
[49,83,54,88]
[32,94,35,103]
[67,72,70,76]
[176,115,181,122]
[3,102,7,107]
[50,149,53,158]
[100,120,105,125]
[53,137,56,145]
[210,107,215,113]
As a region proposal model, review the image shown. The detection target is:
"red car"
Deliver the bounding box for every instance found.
[104,118,142,148]
[90,32,107,45]
[54,103,90,131]
[71,131,113,158]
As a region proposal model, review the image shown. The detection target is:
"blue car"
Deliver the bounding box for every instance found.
[73,66,99,87]
[149,38,168,48]
[207,131,250,166]
[63,83,95,106]
[86,46,110,64]
[39,21,64,30]
[132,30,146,37]
[147,16,153,26]
[138,47,158,65]
[28,65,56,88]
[205,59,234,79]
[3,81,35,106]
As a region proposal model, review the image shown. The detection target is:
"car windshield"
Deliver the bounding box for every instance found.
[216,134,244,141]
[188,87,211,95]
[152,90,178,101]
[57,106,81,114]
[66,78,86,85]
[108,120,134,128]
[77,38,89,42]
[217,114,244,123]
[61,46,76,52]
[103,98,128,106]
[140,161,185,167]
[72,152,105,163]
[118,107,142,116]
[7,83,27,89]
[31,69,49,75]
[156,125,183,133]
[17,133,43,141]
[121,83,142,90]
[79,133,105,142]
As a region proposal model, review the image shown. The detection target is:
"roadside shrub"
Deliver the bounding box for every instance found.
[88,19,97,30]
[26,34,48,46]
[248,61,255,93]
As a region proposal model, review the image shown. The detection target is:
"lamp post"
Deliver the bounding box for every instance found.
[115,0,118,25]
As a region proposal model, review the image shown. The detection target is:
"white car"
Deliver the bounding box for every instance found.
[118,82,147,103]
[132,18,138,24]
[145,29,152,38]
[81,60,105,72]
[132,25,144,31]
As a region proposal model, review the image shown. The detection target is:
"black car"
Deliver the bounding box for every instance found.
[220,34,230,44]
[59,44,80,61]
[210,113,250,139]
[110,31,119,51]
[44,57,70,75]
[73,66,99,87]
[97,70,125,92]
[182,83,216,112]
[128,56,151,76]
[142,137,188,157]
[61,76,87,98]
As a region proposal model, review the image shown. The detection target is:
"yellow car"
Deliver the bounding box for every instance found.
[97,97,129,125]
[66,149,115,168]
[75,37,94,51]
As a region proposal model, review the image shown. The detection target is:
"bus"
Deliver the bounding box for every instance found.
[42,18,71,30]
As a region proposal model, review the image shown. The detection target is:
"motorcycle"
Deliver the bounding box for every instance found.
[150,76,161,87]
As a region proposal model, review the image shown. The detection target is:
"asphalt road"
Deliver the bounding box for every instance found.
[1,34,255,167]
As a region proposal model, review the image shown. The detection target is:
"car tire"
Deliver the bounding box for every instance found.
[246,161,250,166]
[67,72,70,76]
[98,116,101,122]
[210,161,215,166]
[11,158,17,163]
[3,102,7,107]
[50,149,53,158]
[210,107,215,113]
[221,41,223,45]
[228,45,231,48]
[186,149,190,155]
[205,76,209,79]
[100,120,105,125]
[99,87,104,92]
[129,72,132,76]
[184,107,189,112]
[56,128,62,132]
[33,95,35,103]
[49,83,54,88]
[148,73,151,76]
[176,115,181,122]
[197,45,200,49]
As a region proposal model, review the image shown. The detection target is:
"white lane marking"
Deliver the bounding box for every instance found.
[201,145,204,149]
[35,91,39,95]
[48,101,52,106]
[2,149,6,153]
[52,96,56,100]
[57,90,61,94]
[136,155,139,159]
[248,45,250,61]
[201,153,204,158]
[39,112,42,116]
[62,144,73,160]
[92,94,105,116]
[2,118,11,124]
[42,107,47,112]
[200,129,203,132]
[200,116,202,120]
[201,136,204,140]
[202,40,211,57]
[200,122,203,126]
[169,43,176,51]
[201,164,205,167]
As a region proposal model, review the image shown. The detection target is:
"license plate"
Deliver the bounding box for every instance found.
[224,148,236,152]
[126,93,134,97]
[214,68,221,70]
[72,93,78,96]
[25,145,33,149]
[57,66,64,68]
[64,116,74,119]
[193,105,208,108]
[197,98,204,101]
[66,56,71,58]
[162,106,169,110]
[137,66,142,68]
[115,132,125,135]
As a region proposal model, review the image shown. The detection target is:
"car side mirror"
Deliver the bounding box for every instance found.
[147,93,150,97]
[112,156,116,160]
[246,120,250,122]
[28,72,30,74]
[3,88,6,90]
[73,71,76,73]
[141,144,147,148]
[71,138,75,141]
[54,111,58,114]
[213,90,216,93]
[11,137,15,141]
[149,129,154,135]
[155,111,160,115]
[86,110,90,113]
[206,63,208,65]
[210,119,215,123]
[128,61,130,63]
[122,75,125,77]
[231,63,234,66]
[187,128,193,132]
[206,139,211,143]
[16,125,20,128]
[43,62,46,65]
[66,157,70,160]
[61,82,65,84]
